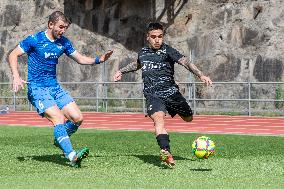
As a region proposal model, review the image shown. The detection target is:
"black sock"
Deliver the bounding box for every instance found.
[156,134,171,153]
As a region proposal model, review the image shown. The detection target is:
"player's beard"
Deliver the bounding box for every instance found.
[154,44,161,49]
[152,43,161,49]
[52,30,62,39]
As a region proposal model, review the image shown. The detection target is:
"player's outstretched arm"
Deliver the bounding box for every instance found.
[113,61,141,82]
[98,50,113,63]
[113,70,123,81]
[178,56,212,86]
[71,50,113,65]
[8,46,27,92]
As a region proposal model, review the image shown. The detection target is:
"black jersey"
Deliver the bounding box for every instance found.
[138,43,183,98]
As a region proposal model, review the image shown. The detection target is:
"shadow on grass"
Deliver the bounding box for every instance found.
[17,154,70,167]
[95,154,192,169]
[133,154,191,169]
[190,168,212,172]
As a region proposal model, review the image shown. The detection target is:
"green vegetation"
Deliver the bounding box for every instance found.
[196,111,246,116]
[0,126,283,188]
[275,84,284,109]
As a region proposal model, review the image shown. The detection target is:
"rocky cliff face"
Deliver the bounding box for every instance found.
[1,0,284,112]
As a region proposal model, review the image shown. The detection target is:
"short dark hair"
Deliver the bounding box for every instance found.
[48,11,71,25]
[147,22,164,32]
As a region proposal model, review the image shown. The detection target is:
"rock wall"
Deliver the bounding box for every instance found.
[1,0,284,112]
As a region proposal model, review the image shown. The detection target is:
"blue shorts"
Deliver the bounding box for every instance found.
[27,84,74,116]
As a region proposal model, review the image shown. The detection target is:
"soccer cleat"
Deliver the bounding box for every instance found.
[160,149,175,168]
[70,147,89,168]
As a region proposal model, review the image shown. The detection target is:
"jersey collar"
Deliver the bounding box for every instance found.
[45,30,55,42]
[147,43,166,52]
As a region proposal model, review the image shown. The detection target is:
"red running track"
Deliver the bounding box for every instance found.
[1,111,284,136]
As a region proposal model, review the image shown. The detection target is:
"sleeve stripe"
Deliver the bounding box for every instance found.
[69,50,77,56]
[18,44,25,53]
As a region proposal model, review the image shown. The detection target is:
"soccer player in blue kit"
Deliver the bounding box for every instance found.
[8,11,113,168]
[114,23,212,168]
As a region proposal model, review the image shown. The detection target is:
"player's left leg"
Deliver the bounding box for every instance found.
[53,85,83,137]
[180,114,193,122]
[166,91,193,122]
[51,85,89,167]
[61,102,83,137]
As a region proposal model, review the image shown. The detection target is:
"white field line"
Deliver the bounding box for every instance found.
[232,124,262,127]
[224,128,248,130]
[203,123,232,126]
[249,128,271,131]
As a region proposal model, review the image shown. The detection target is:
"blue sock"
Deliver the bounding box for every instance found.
[54,124,74,156]
[64,120,81,137]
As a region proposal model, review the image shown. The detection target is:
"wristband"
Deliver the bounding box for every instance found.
[94,56,100,64]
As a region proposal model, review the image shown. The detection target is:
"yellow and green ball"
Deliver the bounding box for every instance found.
[192,136,215,159]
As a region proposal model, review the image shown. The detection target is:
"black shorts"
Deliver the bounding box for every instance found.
[145,92,193,118]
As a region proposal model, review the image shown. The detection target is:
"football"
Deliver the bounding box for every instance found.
[192,136,215,159]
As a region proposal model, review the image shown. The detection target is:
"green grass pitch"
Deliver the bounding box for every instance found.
[0,125,284,188]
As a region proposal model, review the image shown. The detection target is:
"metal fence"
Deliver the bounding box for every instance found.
[1,81,284,116]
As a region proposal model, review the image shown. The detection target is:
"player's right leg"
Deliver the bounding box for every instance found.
[160,149,175,168]
[149,111,175,168]
[45,106,73,154]
[146,95,175,167]
[44,106,89,167]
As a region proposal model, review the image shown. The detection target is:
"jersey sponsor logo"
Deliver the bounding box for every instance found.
[141,61,167,71]
[45,52,59,59]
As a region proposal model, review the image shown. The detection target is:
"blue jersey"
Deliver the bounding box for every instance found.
[19,31,76,87]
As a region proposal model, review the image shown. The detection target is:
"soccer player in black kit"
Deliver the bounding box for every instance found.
[113,22,212,167]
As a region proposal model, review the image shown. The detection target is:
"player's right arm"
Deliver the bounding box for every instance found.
[113,61,141,81]
[8,46,27,92]
[70,50,113,65]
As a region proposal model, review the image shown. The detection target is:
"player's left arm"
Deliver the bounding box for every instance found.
[70,50,113,65]
[177,56,212,86]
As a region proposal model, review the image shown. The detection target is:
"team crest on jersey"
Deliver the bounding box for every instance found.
[156,49,166,55]
[56,43,63,49]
